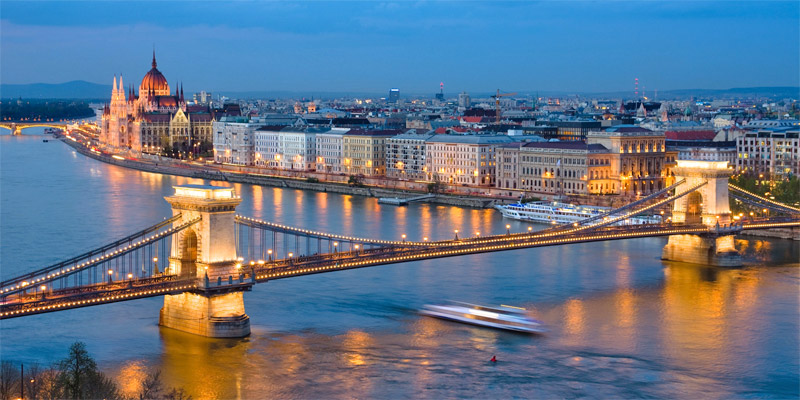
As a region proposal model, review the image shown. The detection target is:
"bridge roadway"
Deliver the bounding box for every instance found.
[3,218,798,319]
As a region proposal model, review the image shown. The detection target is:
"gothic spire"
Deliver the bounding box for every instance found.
[152,49,157,68]
[113,75,117,94]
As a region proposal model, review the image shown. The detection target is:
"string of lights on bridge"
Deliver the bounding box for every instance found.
[0,217,200,297]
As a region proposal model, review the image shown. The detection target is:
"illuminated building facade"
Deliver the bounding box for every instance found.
[495,141,616,195]
[342,129,401,176]
[425,134,513,186]
[587,125,673,195]
[100,52,214,153]
[213,117,259,165]
[736,129,800,177]
[386,130,435,180]
[315,128,349,173]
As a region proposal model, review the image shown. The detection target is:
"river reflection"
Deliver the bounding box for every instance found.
[1,134,798,398]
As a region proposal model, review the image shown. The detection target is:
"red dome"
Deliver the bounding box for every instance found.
[140,52,170,96]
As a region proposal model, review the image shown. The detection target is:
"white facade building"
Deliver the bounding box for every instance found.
[213,117,261,165]
[254,126,318,170]
[315,127,349,173]
[386,130,435,180]
[425,134,514,186]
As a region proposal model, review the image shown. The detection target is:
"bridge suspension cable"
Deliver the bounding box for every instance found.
[0,214,182,289]
[235,215,432,247]
[0,216,200,299]
[728,184,800,214]
[545,178,686,233]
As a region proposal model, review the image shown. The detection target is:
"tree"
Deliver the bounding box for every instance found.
[137,370,164,400]
[427,175,444,194]
[347,175,363,187]
[57,342,119,400]
[135,370,192,400]
[0,361,17,400]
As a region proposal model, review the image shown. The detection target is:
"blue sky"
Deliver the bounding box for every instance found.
[1,1,798,94]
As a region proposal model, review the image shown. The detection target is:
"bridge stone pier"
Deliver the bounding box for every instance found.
[661,160,742,267]
[159,185,252,338]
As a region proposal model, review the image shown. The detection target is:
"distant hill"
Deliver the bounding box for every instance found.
[0,80,110,99]
[568,87,800,100]
[2,80,797,101]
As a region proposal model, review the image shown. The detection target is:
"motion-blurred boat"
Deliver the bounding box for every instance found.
[421,302,546,333]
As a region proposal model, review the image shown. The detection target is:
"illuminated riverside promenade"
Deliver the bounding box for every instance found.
[1,133,798,398]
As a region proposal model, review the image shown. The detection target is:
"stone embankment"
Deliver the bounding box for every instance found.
[61,137,505,209]
[742,227,800,241]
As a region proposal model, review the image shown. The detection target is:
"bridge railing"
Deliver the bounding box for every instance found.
[0,216,200,300]
[0,214,182,289]
[728,184,800,214]
[549,178,686,232]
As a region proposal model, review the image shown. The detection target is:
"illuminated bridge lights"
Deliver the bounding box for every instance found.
[0,283,197,318]
[729,184,800,214]
[3,205,795,318]
[0,217,201,296]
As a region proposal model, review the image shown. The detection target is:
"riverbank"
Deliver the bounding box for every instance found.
[59,136,507,209]
[57,133,799,240]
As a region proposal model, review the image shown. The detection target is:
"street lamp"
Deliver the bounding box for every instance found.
[267,249,273,261]
[107,269,113,283]
[506,224,511,235]
[454,229,459,240]
[401,234,406,242]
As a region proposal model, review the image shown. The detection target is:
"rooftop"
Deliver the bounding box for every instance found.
[426,134,515,145]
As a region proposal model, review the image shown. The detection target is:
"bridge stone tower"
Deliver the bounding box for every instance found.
[661,160,742,267]
[159,185,252,338]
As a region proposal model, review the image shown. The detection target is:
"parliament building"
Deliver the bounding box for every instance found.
[100,52,214,154]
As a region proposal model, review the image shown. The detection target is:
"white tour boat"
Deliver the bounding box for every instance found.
[494,201,661,225]
[421,302,546,333]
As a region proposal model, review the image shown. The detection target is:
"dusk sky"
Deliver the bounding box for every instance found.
[1,1,798,95]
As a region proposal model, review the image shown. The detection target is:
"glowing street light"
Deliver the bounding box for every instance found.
[454,229,459,240]
[506,224,511,235]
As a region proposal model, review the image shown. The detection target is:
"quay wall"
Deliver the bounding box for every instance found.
[61,137,499,209]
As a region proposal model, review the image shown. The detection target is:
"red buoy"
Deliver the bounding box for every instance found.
[490,355,497,362]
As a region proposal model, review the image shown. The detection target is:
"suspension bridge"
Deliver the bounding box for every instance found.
[0,121,97,136]
[1,160,798,337]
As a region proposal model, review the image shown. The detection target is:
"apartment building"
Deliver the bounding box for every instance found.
[385,130,436,180]
[736,129,800,177]
[212,116,261,165]
[342,129,402,176]
[315,127,349,174]
[425,134,514,186]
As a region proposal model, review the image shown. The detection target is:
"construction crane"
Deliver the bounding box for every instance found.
[492,89,517,123]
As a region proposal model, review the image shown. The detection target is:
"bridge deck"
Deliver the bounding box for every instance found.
[7,219,798,320]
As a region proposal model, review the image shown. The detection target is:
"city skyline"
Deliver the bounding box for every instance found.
[1,1,798,94]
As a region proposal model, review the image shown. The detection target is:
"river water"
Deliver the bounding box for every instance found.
[1,131,798,399]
